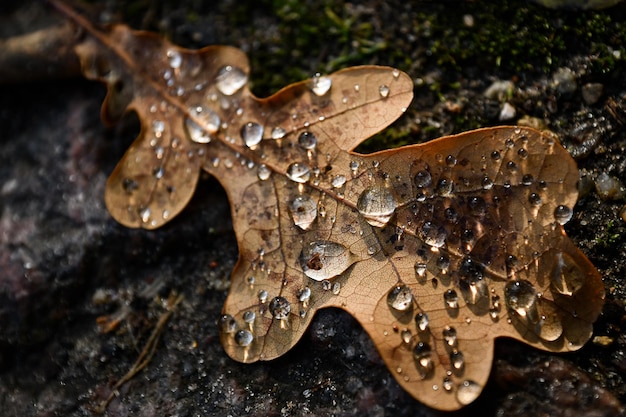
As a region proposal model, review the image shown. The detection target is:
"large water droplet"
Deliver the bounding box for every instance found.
[290,195,318,230]
[415,312,429,331]
[311,74,332,96]
[504,280,539,324]
[298,131,317,150]
[414,170,432,188]
[286,163,311,183]
[357,186,397,227]
[413,342,434,378]
[185,105,220,143]
[299,240,354,281]
[419,221,447,248]
[551,251,584,295]
[241,122,264,148]
[234,329,254,346]
[218,314,237,333]
[387,284,414,311]
[215,65,248,95]
[456,380,481,405]
[269,296,291,319]
[553,205,573,225]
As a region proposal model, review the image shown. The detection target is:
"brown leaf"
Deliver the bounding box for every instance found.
[52,0,605,411]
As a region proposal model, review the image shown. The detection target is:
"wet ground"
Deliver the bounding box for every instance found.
[0,0,625,416]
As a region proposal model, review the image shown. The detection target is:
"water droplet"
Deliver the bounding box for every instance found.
[379,85,390,98]
[518,148,529,159]
[243,311,256,323]
[300,240,354,281]
[414,262,428,279]
[349,160,360,176]
[528,193,542,206]
[468,196,487,217]
[241,122,264,148]
[450,350,465,370]
[435,178,454,197]
[504,280,539,323]
[258,289,268,303]
[290,195,318,230]
[257,164,271,181]
[218,314,237,333]
[298,131,317,150]
[392,68,400,78]
[269,296,291,320]
[286,163,311,183]
[152,120,165,137]
[444,289,459,309]
[234,329,254,347]
[153,166,164,179]
[331,175,347,188]
[139,207,151,224]
[298,287,311,302]
[419,221,447,248]
[185,105,220,143]
[522,174,534,186]
[357,186,397,227]
[553,205,573,225]
[443,326,458,346]
[437,254,450,273]
[443,377,453,391]
[311,74,332,96]
[387,284,414,311]
[123,178,139,194]
[270,126,286,140]
[166,49,182,69]
[415,312,429,331]
[481,176,494,190]
[215,65,248,95]
[413,341,434,378]
[401,329,412,344]
[414,170,433,188]
[456,380,481,405]
[551,251,584,295]
[332,282,341,295]
[459,276,488,305]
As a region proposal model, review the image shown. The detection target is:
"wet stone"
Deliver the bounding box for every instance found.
[234,329,254,347]
[215,65,248,95]
[269,296,291,320]
[290,195,318,230]
[357,186,397,228]
[387,284,414,311]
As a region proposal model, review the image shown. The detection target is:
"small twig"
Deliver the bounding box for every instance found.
[95,292,184,413]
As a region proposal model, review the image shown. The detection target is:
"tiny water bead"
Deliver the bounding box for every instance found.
[286,163,312,183]
[241,122,264,148]
[387,284,414,311]
[379,85,390,98]
[357,186,397,227]
[299,240,354,281]
[311,74,332,96]
[215,65,248,95]
[289,195,318,230]
[298,287,311,303]
[269,296,291,320]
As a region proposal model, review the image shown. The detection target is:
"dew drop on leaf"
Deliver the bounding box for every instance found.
[257,164,271,181]
[419,221,447,248]
[218,314,237,333]
[357,186,397,227]
[215,65,248,95]
[450,350,465,370]
[504,280,539,323]
[553,205,573,225]
[415,312,429,331]
[331,175,346,188]
[289,195,318,230]
[443,326,458,347]
[387,284,414,311]
[234,329,254,346]
[299,240,354,281]
[166,49,182,69]
[444,289,459,309]
[379,84,390,98]
[551,251,585,295]
[243,311,256,323]
[271,126,286,140]
[269,296,291,320]
[413,341,434,378]
[311,73,332,96]
[286,163,311,183]
[298,131,317,150]
[185,105,220,143]
[241,122,264,148]
[414,170,432,188]
[456,380,482,405]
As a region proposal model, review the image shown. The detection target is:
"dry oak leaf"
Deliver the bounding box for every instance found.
[53,1,605,411]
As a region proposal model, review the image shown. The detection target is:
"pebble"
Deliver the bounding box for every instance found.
[582,83,604,105]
